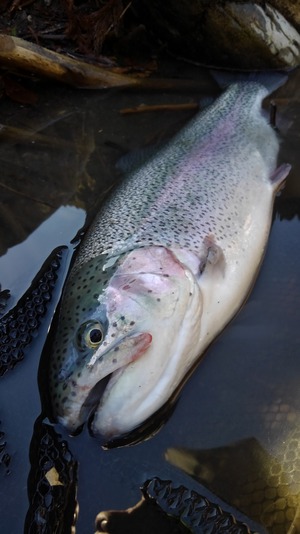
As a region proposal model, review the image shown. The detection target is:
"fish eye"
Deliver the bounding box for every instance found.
[76,321,104,350]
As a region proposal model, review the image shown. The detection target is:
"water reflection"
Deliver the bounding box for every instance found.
[0,106,95,256]
[0,205,85,302]
[166,434,300,533]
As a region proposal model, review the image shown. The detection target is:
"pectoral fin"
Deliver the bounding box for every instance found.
[270,163,291,192]
[199,236,225,277]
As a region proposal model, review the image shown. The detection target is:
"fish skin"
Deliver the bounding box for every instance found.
[50,81,290,439]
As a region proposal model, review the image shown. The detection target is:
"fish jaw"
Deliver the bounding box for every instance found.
[51,246,203,436]
[91,263,203,439]
[56,332,152,433]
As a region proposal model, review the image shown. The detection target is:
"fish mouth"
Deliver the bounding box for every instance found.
[61,331,152,436]
[58,375,112,437]
[78,374,113,435]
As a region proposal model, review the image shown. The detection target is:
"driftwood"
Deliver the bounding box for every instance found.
[0,34,140,89]
[0,34,218,92]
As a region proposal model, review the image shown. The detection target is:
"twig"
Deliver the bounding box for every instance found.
[0,181,56,208]
[120,102,199,115]
[0,123,81,149]
[9,0,35,13]
[102,1,132,41]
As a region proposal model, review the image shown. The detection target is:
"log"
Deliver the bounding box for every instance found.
[0,33,218,92]
[0,34,140,89]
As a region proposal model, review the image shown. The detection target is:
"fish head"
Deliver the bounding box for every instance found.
[50,246,203,439]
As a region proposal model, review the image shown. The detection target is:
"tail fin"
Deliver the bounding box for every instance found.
[211,69,290,94]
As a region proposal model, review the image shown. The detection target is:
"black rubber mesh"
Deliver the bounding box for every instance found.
[24,419,78,534]
[0,247,66,376]
[143,478,258,534]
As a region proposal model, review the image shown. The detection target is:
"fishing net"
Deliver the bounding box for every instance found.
[24,418,78,534]
[143,477,257,534]
[0,247,67,376]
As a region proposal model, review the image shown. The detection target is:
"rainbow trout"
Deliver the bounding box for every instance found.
[50,80,290,439]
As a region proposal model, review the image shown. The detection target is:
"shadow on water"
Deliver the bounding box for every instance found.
[0,64,300,533]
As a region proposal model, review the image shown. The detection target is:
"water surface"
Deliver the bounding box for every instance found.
[0,65,299,534]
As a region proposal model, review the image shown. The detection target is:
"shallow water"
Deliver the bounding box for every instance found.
[0,65,299,534]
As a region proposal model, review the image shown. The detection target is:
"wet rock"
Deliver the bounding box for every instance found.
[271,0,300,29]
[205,3,300,68]
[136,1,300,68]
